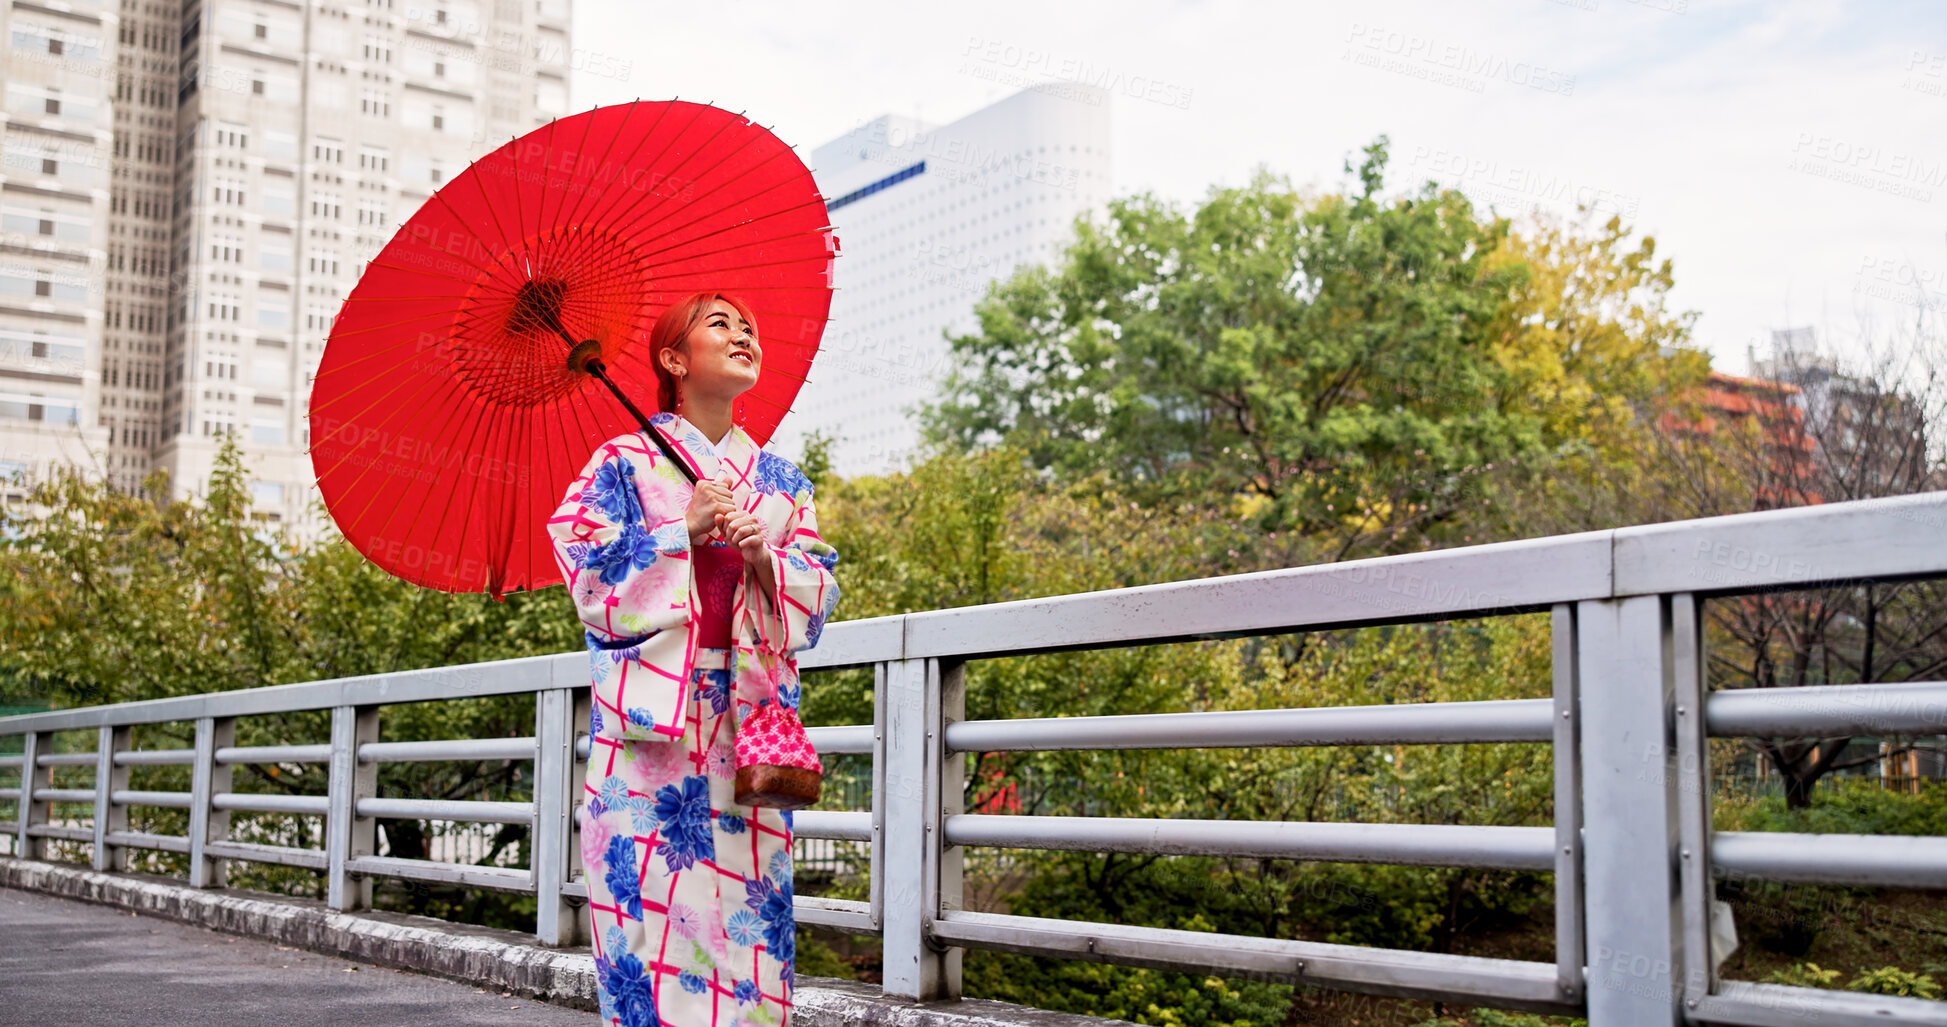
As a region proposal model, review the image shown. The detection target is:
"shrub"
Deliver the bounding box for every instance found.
[1762,962,1842,989]
[1845,967,1942,1000]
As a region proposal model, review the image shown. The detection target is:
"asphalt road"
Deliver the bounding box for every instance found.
[0,886,599,1027]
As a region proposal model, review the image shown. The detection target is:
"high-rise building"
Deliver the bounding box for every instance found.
[770,84,1113,478]
[2,0,571,531]
[2,0,117,483]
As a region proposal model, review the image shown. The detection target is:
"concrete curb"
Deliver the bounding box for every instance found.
[0,858,1130,1026]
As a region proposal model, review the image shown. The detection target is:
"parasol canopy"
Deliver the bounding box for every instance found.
[307,100,837,596]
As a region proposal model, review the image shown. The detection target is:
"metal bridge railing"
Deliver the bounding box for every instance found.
[4,492,1947,1026]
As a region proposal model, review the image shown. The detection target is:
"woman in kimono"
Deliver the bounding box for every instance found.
[547,292,840,1027]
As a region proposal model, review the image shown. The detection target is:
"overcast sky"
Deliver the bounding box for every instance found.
[571,0,1947,373]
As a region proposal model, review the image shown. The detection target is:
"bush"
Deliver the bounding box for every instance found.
[1763,962,1842,988]
[1732,780,1947,837]
[1845,967,1942,999]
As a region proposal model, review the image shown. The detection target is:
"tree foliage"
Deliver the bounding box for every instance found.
[925,138,1698,561]
[0,437,581,914]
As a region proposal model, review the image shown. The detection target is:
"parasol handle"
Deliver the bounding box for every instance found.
[535,303,698,487]
[585,357,699,487]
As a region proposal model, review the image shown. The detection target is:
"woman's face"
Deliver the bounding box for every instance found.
[668,299,761,398]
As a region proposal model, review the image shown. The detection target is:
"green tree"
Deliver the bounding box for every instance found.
[0,436,581,919]
[924,139,1698,563]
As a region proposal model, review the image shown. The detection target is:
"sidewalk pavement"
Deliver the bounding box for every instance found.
[0,885,598,1027]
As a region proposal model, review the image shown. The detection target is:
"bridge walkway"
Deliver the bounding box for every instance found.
[0,885,597,1026]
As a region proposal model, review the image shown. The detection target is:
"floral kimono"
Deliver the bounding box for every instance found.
[547,411,840,1027]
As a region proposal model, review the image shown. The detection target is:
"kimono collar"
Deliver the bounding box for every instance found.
[646,412,758,489]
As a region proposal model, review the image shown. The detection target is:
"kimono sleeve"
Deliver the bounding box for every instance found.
[547,437,694,741]
[750,483,841,657]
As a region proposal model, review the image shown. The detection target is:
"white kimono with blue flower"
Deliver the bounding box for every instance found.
[547,413,840,1027]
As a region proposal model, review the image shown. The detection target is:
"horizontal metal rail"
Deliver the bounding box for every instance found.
[795,896,876,934]
[103,830,189,854]
[805,725,874,754]
[945,699,1554,753]
[216,744,333,764]
[1706,681,1947,738]
[341,855,533,892]
[0,755,22,768]
[113,749,193,766]
[203,840,328,871]
[1713,831,1947,889]
[0,655,589,733]
[944,815,1557,871]
[31,789,94,804]
[357,738,536,763]
[111,790,192,809]
[1689,980,1947,1027]
[36,752,98,767]
[210,793,330,817]
[933,911,1575,1015]
[25,824,93,842]
[353,797,533,825]
[791,810,873,842]
[0,788,18,802]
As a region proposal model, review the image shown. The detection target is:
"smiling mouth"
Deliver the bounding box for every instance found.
[730,353,753,364]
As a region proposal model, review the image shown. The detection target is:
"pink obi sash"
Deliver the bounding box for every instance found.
[691,543,743,650]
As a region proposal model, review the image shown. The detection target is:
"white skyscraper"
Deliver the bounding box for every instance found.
[1,0,116,485]
[2,0,571,531]
[771,84,1112,478]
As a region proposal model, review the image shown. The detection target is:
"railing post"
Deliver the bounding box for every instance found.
[533,687,582,946]
[1550,603,1585,1008]
[869,660,887,932]
[188,716,235,888]
[881,657,963,1000]
[1670,594,1719,1010]
[1578,596,1685,1027]
[327,705,380,910]
[17,731,48,861]
[93,725,130,872]
[572,688,590,890]
[929,659,966,986]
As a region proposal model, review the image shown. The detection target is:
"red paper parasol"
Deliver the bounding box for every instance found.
[308,101,837,596]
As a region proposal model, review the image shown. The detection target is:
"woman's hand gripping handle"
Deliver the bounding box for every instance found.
[686,476,737,546]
